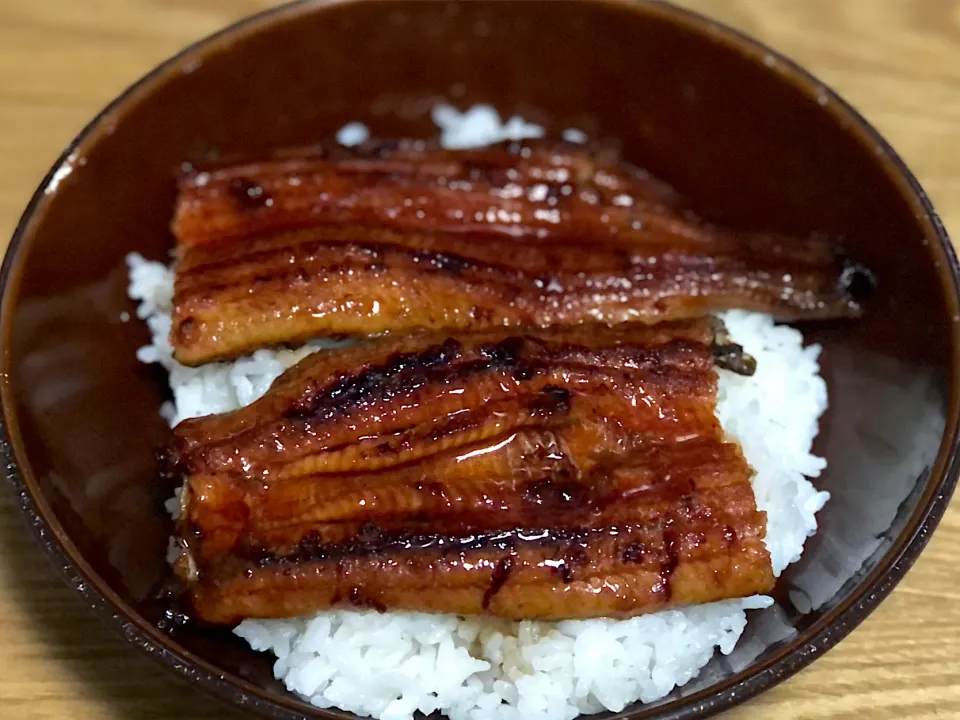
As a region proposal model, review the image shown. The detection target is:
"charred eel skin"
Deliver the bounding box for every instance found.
[169,141,871,365]
[166,318,774,624]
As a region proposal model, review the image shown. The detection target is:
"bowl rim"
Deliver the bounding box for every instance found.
[2,1,959,718]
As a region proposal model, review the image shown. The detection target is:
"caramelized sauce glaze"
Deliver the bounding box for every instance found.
[167,319,773,623]
[169,142,867,365]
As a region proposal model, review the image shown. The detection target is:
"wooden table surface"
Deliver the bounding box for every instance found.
[2,1,959,718]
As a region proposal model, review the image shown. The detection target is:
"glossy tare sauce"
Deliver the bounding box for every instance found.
[164,319,774,624]
[168,141,871,365]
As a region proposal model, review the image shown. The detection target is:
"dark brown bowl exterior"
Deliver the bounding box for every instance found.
[2,1,958,718]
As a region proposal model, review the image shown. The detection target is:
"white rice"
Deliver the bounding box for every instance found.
[126,109,829,720]
[431,104,545,149]
[561,128,588,145]
[337,122,372,147]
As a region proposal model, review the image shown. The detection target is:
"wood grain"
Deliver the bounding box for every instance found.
[1,1,959,718]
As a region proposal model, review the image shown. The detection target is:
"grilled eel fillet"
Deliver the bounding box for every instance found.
[166,318,775,624]
[170,141,872,365]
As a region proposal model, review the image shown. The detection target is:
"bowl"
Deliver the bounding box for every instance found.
[3,1,958,718]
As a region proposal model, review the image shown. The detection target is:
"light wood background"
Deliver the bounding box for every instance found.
[1,1,959,718]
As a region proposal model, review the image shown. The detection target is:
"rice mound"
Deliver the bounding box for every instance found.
[126,105,829,720]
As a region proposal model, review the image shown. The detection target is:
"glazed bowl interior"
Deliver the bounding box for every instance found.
[3,1,958,718]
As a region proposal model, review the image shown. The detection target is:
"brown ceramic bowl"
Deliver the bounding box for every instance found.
[2,1,958,718]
